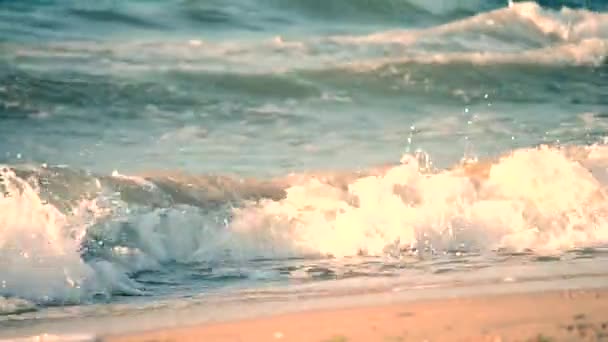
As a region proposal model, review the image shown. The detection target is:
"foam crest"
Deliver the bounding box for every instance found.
[339,2,608,44]
[322,2,608,67]
[230,146,608,258]
[0,168,90,303]
[3,145,608,305]
[329,2,608,67]
[0,168,132,304]
[341,38,607,72]
[10,2,607,79]
[505,2,608,43]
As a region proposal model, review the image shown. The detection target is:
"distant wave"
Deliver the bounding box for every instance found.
[7,2,606,78]
[3,2,605,122]
[2,0,606,44]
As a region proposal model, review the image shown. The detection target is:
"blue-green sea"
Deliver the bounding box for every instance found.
[1,0,608,340]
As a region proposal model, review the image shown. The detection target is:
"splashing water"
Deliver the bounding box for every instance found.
[1,0,608,337]
[1,145,608,310]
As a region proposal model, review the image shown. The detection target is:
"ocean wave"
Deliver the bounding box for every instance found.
[2,144,608,304]
[237,145,608,257]
[2,2,608,308]
[264,0,608,23]
[4,0,606,38]
[0,167,142,306]
[6,1,605,81]
[334,38,608,72]
[329,2,608,66]
[0,2,608,95]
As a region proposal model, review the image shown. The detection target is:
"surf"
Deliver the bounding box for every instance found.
[1,144,608,308]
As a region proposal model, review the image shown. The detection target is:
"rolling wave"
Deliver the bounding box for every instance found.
[3,2,605,127]
[2,0,608,314]
[6,2,606,78]
[2,144,608,307]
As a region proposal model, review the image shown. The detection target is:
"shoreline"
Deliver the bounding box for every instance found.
[105,288,608,342]
[2,276,608,341]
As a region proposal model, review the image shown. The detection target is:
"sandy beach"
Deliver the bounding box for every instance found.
[105,288,608,342]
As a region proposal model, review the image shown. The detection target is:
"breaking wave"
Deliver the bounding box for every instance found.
[2,0,608,315]
[2,144,608,305]
[6,2,607,79]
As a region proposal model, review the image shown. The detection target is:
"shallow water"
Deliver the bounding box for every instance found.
[1,0,608,338]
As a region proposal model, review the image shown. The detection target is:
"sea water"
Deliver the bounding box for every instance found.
[1,0,608,339]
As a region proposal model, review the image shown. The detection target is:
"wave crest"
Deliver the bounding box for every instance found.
[3,144,608,305]
[231,145,608,257]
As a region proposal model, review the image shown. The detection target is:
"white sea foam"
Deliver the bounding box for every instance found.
[228,145,608,258]
[3,144,608,304]
[334,2,608,45]
[332,2,608,68]
[9,2,607,76]
[0,168,94,303]
[0,168,136,304]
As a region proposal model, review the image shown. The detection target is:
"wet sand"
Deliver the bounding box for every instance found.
[105,288,608,342]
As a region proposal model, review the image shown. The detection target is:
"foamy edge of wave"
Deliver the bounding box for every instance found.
[3,144,608,304]
[339,38,608,71]
[8,2,608,76]
[229,145,608,257]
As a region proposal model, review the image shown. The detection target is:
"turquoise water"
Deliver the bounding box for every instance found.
[1,0,608,339]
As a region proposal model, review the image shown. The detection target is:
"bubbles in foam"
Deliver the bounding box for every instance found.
[0,168,131,304]
[0,167,89,303]
[330,2,608,68]
[10,1,608,80]
[3,144,608,306]
[229,145,608,257]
